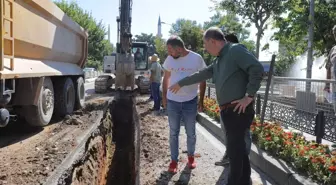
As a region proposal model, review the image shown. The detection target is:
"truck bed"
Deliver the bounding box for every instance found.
[0,0,88,79]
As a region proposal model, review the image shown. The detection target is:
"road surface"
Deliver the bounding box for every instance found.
[138,101,276,185]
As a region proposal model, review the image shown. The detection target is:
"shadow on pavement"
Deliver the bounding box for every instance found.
[216,166,230,185]
[0,119,44,148]
[156,170,174,185]
[215,165,274,185]
[175,165,192,185]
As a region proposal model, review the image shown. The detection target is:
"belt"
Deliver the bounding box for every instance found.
[219,103,238,111]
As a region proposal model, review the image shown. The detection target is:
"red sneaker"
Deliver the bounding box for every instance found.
[188,155,196,169]
[168,160,178,173]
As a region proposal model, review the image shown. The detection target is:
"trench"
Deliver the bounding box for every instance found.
[54,92,140,185]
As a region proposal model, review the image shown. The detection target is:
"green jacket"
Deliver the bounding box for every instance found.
[178,43,264,106]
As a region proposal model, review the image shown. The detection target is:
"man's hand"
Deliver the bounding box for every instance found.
[231,96,254,114]
[198,101,204,112]
[168,83,181,94]
[162,96,167,109]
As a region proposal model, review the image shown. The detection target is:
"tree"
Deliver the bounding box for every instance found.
[133,33,156,46]
[169,19,204,53]
[273,0,336,57]
[154,37,167,63]
[216,0,284,59]
[169,19,202,35]
[203,11,256,53]
[55,0,112,70]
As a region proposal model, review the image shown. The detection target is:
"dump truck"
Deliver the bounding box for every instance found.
[0,0,88,127]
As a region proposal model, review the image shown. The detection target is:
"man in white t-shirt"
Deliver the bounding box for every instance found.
[162,36,206,173]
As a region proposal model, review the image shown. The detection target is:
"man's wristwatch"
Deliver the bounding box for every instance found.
[245,93,254,98]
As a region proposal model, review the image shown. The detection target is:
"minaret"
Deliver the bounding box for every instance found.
[157,15,162,38]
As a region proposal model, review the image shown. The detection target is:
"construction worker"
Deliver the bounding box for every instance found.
[149,54,163,113]
[148,56,153,101]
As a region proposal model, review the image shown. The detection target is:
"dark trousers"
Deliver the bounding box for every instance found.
[151,82,161,110]
[149,84,153,99]
[220,104,254,185]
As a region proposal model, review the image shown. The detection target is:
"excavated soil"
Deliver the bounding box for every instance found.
[106,94,139,185]
[0,96,272,185]
[0,98,108,185]
[55,102,114,185]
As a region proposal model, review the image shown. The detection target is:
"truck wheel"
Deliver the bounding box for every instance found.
[25,77,54,126]
[75,77,85,110]
[54,77,75,117]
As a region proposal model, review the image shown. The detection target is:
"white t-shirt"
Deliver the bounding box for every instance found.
[163,51,207,102]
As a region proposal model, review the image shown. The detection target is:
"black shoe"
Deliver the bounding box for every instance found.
[215,154,229,166]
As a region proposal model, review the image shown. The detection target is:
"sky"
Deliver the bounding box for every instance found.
[66,0,278,61]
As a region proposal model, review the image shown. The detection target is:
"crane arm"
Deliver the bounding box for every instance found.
[118,0,133,54]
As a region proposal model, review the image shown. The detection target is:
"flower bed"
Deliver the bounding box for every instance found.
[203,97,336,185]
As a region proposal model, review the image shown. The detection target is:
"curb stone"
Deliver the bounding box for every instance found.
[196,112,318,185]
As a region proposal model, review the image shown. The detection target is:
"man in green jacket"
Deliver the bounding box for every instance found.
[169,27,264,185]
[214,33,253,167]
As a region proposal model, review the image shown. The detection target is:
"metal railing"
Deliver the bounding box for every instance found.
[205,56,336,143]
[206,76,336,143]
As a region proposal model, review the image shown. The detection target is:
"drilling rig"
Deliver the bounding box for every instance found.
[94,0,151,93]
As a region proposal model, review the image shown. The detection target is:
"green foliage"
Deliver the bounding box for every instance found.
[179,23,204,53]
[55,0,112,70]
[133,33,156,46]
[216,0,284,58]
[86,60,103,71]
[154,37,167,63]
[204,12,249,40]
[241,40,257,55]
[169,19,205,62]
[274,54,295,76]
[273,0,336,57]
[204,11,256,53]
[169,19,201,35]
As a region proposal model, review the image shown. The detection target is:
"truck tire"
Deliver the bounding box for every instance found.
[54,77,76,117]
[25,77,54,127]
[75,77,85,110]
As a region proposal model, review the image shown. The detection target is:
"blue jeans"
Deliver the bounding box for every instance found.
[220,117,252,155]
[167,96,198,161]
[151,82,161,110]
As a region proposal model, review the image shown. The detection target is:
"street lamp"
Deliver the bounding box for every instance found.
[160,21,172,26]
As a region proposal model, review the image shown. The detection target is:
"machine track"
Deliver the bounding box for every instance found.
[94,75,114,93]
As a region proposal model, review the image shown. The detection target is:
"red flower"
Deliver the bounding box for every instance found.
[328,166,336,173]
